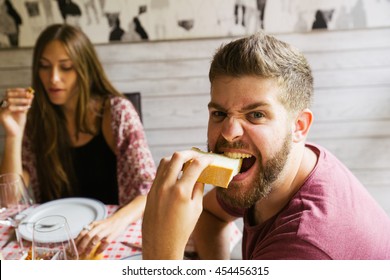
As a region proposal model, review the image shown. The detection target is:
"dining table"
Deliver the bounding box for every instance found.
[0,204,242,260]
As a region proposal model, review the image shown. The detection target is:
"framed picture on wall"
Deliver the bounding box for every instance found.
[1,0,390,48]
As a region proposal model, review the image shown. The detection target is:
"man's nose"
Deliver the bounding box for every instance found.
[221,116,244,142]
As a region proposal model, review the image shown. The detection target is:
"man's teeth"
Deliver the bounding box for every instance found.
[224,152,252,159]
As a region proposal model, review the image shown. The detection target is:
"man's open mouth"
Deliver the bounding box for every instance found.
[224,152,256,174]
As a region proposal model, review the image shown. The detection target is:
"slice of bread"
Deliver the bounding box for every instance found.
[183,147,242,188]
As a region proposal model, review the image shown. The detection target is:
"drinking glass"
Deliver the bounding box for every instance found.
[32,215,79,260]
[0,173,34,257]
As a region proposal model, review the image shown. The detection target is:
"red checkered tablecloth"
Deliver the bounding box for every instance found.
[0,205,242,260]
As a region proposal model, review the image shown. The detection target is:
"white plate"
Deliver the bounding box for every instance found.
[18,197,107,242]
[121,253,142,260]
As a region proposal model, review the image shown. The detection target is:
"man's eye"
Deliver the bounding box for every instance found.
[247,112,265,123]
[251,112,264,119]
[210,111,227,121]
[213,111,226,117]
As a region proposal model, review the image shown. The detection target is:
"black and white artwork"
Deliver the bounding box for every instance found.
[1,0,390,48]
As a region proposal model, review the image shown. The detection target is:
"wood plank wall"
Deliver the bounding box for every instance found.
[1,28,389,216]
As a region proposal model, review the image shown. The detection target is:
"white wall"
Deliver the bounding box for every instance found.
[1,27,389,216]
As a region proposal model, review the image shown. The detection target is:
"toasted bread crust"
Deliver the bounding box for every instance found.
[196,165,236,188]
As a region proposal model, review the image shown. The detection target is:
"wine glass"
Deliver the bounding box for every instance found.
[0,173,34,218]
[32,215,79,260]
[0,173,34,257]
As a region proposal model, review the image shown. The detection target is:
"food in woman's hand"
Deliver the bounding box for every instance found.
[183,147,243,188]
[25,247,33,260]
[80,242,104,260]
[26,87,35,95]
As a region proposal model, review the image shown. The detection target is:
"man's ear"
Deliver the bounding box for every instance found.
[292,109,313,143]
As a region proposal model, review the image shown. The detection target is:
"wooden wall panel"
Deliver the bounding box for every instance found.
[142,95,209,129]
[0,28,389,216]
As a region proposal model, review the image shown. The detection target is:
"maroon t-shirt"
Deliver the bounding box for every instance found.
[218,143,390,259]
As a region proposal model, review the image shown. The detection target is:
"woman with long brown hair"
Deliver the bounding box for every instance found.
[0,24,156,257]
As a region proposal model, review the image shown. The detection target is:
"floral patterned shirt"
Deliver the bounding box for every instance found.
[22,96,156,206]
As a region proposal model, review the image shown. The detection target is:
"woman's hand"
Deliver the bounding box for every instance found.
[142,150,213,259]
[0,88,34,138]
[75,214,129,258]
[75,195,146,259]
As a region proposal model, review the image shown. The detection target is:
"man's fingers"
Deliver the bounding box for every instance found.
[192,182,205,201]
[179,155,213,184]
[153,150,212,190]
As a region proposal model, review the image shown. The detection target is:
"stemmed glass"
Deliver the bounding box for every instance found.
[32,215,79,260]
[0,173,34,257]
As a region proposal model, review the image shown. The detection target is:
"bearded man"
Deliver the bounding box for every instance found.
[142,32,390,260]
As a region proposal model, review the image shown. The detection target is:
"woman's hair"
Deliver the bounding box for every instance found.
[209,31,314,114]
[26,24,122,201]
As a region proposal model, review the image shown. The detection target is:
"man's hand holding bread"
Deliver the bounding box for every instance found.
[142,148,242,259]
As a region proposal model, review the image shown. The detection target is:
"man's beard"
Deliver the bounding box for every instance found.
[215,133,292,209]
